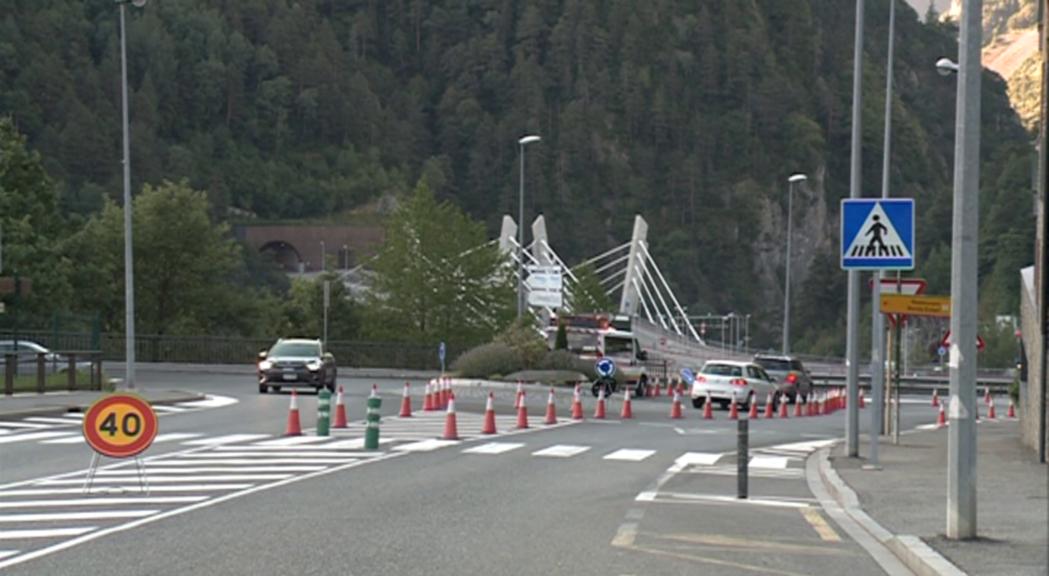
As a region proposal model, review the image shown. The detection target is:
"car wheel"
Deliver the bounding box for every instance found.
[718,400,729,410]
[258,384,269,394]
[692,396,705,409]
[273,386,282,394]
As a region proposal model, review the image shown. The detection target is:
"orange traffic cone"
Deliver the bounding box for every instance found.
[747,395,759,419]
[702,391,714,420]
[441,379,451,409]
[670,390,683,419]
[1007,398,1016,419]
[780,397,790,419]
[728,393,739,420]
[936,403,947,429]
[764,393,775,418]
[571,385,584,420]
[594,388,607,419]
[481,392,497,434]
[333,385,348,428]
[285,390,302,436]
[544,388,558,425]
[987,396,997,420]
[793,396,803,418]
[443,392,460,440]
[859,391,866,409]
[515,382,524,409]
[399,382,413,417]
[423,382,434,411]
[621,388,634,419]
[807,395,816,417]
[654,380,662,398]
[983,387,991,406]
[932,388,940,407]
[516,391,530,429]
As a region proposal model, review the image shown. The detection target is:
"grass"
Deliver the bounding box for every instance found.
[5,370,100,394]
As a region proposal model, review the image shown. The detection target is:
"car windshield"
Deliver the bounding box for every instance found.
[603,336,633,356]
[756,358,791,372]
[269,342,320,357]
[702,363,742,377]
[551,332,600,353]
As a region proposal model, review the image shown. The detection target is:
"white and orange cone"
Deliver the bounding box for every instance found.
[571,384,584,420]
[285,390,302,436]
[763,393,775,418]
[515,382,524,409]
[793,395,803,418]
[516,390,530,429]
[423,382,435,411]
[399,382,413,417]
[936,403,947,429]
[544,388,558,425]
[670,389,683,419]
[621,388,633,419]
[702,391,714,420]
[780,396,790,419]
[594,387,607,419]
[333,385,348,428]
[747,395,759,419]
[932,388,940,407]
[728,393,739,420]
[1007,398,1016,419]
[481,392,497,434]
[987,396,997,420]
[442,392,460,440]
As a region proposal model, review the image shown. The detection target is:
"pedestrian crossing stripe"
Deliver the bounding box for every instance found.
[840,198,914,270]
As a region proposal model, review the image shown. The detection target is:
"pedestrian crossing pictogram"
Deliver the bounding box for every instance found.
[840,198,914,270]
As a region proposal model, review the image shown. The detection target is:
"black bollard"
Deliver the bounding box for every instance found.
[737,418,748,499]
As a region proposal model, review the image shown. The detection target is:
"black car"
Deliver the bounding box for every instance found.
[257,339,336,394]
[753,354,813,403]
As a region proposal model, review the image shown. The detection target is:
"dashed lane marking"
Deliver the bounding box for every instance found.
[0,510,158,523]
[0,485,253,497]
[604,449,656,462]
[182,434,271,446]
[749,456,790,470]
[532,445,590,458]
[0,497,208,509]
[393,439,461,452]
[252,436,332,447]
[40,475,293,485]
[462,442,525,455]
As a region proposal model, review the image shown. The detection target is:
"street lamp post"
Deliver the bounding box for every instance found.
[783,174,807,355]
[517,135,541,318]
[118,0,146,390]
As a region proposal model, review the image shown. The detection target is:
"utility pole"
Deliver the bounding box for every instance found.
[947,0,982,541]
[846,0,866,458]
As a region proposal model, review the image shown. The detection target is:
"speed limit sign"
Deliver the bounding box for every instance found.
[82,394,158,459]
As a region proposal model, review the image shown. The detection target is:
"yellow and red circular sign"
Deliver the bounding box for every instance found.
[82,394,158,458]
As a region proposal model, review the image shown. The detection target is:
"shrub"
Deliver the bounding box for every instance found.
[554,321,568,350]
[1009,380,1019,404]
[539,349,588,372]
[495,317,548,369]
[450,343,524,378]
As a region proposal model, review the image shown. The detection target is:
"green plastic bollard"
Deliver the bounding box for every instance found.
[316,388,332,437]
[365,396,382,450]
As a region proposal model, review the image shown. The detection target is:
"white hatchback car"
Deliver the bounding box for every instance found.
[690,360,779,410]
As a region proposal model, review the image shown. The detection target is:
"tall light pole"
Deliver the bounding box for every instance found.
[517,135,541,318]
[783,174,807,355]
[870,0,898,468]
[846,0,866,458]
[118,0,146,390]
[947,0,982,540]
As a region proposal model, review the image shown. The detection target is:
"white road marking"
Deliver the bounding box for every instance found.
[639,492,813,509]
[96,466,328,474]
[0,510,158,523]
[40,436,86,445]
[151,406,187,413]
[0,528,96,540]
[23,417,79,426]
[462,442,525,455]
[674,452,723,467]
[182,434,271,445]
[0,485,251,497]
[393,439,460,452]
[41,475,291,485]
[153,433,204,443]
[767,439,838,454]
[188,450,377,458]
[749,456,790,470]
[252,436,332,447]
[0,432,75,444]
[0,497,207,508]
[532,445,590,458]
[604,449,656,462]
[147,458,354,466]
[0,551,17,560]
[315,438,395,449]
[176,395,238,409]
[61,413,84,420]
[0,422,52,430]
[610,522,638,547]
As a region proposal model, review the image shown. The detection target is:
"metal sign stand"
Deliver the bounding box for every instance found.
[82,453,150,495]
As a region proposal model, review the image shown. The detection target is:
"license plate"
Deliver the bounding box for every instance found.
[282,372,297,381]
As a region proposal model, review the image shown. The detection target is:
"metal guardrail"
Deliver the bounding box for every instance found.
[3,351,104,395]
[810,372,1013,394]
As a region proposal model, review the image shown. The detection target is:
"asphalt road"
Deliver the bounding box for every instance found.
[0,367,941,575]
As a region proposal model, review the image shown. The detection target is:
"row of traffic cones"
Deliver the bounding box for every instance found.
[933,388,1017,429]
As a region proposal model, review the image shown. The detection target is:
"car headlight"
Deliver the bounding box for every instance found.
[259,360,273,371]
[306,360,322,371]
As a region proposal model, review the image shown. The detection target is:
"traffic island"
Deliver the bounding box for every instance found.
[815,420,1047,576]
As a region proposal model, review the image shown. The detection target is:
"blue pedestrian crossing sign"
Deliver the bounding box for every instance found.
[595,358,616,378]
[840,199,914,270]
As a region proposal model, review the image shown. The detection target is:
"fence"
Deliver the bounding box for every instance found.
[0,330,471,371]
[2,351,104,395]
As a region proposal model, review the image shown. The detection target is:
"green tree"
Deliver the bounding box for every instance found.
[362,182,513,344]
[280,273,359,342]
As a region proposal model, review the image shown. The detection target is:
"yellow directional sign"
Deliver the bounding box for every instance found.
[880,294,951,318]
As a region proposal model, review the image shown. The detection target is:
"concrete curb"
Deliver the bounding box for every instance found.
[814,445,967,576]
[0,390,207,419]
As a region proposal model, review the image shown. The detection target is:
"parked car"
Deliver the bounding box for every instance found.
[257,338,336,394]
[689,360,779,410]
[0,340,91,374]
[753,354,812,403]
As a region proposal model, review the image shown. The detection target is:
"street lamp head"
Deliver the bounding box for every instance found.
[788,174,807,184]
[935,57,959,76]
[131,0,148,7]
[518,135,541,146]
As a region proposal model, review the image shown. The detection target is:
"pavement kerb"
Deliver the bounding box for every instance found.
[0,390,206,420]
[813,444,967,576]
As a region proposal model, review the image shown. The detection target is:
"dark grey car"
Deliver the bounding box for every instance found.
[257,339,336,394]
[753,354,812,403]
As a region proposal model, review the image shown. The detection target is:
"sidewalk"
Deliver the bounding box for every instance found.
[820,419,1048,576]
[0,389,205,419]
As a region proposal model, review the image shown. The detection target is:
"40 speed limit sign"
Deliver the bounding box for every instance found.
[82,394,158,458]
